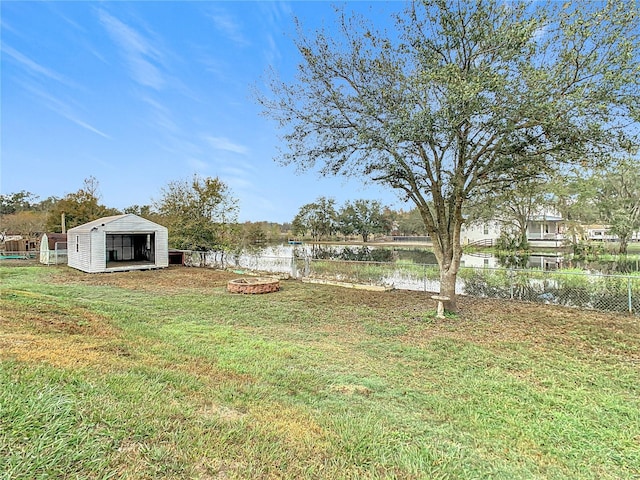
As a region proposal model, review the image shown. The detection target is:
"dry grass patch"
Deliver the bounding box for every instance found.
[48,265,238,294]
[0,289,127,369]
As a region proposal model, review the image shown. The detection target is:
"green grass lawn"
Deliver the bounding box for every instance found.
[1,265,639,479]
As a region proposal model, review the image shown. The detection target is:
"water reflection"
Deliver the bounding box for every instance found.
[246,243,639,274]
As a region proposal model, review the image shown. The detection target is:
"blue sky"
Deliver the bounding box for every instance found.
[1,1,406,223]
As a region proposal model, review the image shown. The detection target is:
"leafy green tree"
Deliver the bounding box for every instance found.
[593,157,640,254]
[260,0,639,310]
[124,204,153,218]
[236,222,273,250]
[291,197,337,242]
[45,177,120,232]
[337,199,389,242]
[155,175,238,261]
[0,191,46,237]
[0,191,38,215]
[547,171,599,246]
[395,208,429,237]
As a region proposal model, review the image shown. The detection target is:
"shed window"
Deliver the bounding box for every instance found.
[75,235,79,252]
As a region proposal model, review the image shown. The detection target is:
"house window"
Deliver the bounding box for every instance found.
[483,224,489,235]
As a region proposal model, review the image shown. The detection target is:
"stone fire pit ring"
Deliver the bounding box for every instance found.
[227,277,280,294]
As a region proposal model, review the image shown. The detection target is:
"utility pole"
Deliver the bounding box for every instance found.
[61,213,66,234]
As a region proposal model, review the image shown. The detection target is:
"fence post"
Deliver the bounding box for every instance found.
[629,277,633,314]
[509,268,514,300]
[423,264,427,293]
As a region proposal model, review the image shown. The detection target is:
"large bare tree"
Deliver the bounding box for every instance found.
[259,0,639,311]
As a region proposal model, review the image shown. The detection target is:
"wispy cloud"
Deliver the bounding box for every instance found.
[258,1,293,28]
[205,136,249,155]
[140,96,179,133]
[158,137,202,158]
[98,9,165,90]
[222,166,251,178]
[263,33,282,66]
[225,176,253,190]
[207,8,250,47]
[1,18,21,36]
[23,83,110,139]
[187,157,209,171]
[2,44,75,86]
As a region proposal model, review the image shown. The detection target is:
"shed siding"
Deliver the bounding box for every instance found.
[91,230,107,272]
[155,228,169,268]
[67,232,94,272]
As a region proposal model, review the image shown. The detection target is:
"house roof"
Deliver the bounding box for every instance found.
[68,214,165,233]
[530,215,563,222]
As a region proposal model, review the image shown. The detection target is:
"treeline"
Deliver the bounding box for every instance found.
[0,176,283,250]
[6,157,637,254]
[290,196,427,242]
[0,176,424,250]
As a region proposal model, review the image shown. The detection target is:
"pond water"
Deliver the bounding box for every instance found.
[236,243,640,274]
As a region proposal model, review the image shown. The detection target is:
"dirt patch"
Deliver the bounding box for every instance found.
[200,402,246,422]
[330,384,373,396]
[48,265,238,294]
[0,291,118,337]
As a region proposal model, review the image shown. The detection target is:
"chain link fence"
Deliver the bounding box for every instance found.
[220,253,639,316]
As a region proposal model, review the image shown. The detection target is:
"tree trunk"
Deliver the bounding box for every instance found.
[440,267,458,312]
[619,235,629,255]
[516,217,529,250]
[431,228,463,313]
[520,229,529,250]
[418,200,464,314]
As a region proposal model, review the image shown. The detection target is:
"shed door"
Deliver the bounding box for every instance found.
[106,233,155,265]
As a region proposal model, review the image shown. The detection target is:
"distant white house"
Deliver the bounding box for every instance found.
[526,213,564,240]
[584,225,615,242]
[583,224,640,242]
[461,220,502,245]
[461,209,565,245]
[67,214,169,273]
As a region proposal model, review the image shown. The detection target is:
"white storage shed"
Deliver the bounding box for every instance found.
[67,214,169,273]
